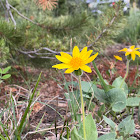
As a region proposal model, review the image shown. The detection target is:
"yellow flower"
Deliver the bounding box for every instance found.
[114,55,122,61]
[119,45,140,61]
[52,46,98,73]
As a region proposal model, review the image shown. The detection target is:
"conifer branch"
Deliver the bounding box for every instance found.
[8,3,87,31]
[5,0,16,28]
[8,4,39,26]
[19,7,120,59]
[87,10,119,49]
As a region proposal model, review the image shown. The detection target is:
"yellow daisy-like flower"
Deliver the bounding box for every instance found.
[114,55,122,61]
[119,45,140,61]
[52,46,98,73]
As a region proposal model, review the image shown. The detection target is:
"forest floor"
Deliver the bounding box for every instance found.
[0,44,140,140]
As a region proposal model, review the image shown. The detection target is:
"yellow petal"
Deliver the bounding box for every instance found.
[60,52,72,60]
[73,46,80,57]
[82,50,93,60]
[80,65,92,73]
[85,52,98,64]
[79,47,87,58]
[125,52,131,56]
[118,48,128,52]
[134,48,140,51]
[56,55,70,63]
[65,68,74,73]
[130,45,135,50]
[131,52,135,61]
[114,55,122,61]
[135,51,140,57]
[52,63,70,69]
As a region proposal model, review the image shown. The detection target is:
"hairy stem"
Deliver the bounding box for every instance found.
[78,76,86,140]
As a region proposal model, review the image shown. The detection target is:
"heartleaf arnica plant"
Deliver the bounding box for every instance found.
[114,45,140,87]
[52,46,98,140]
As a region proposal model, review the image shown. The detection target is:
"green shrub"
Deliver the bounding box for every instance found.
[115,9,140,44]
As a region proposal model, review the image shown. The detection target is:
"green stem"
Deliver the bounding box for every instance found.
[120,60,130,88]
[92,61,109,92]
[138,102,140,125]
[78,76,86,140]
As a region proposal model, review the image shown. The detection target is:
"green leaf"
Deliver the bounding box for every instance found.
[1,74,11,80]
[79,114,98,140]
[64,91,80,121]
[118,116,135,135]
[0,134,7,140]
[106,88,126,112]
[2,66,11,74]
[126,97,140,107]
[94,88,106,103]
[137,90,140,95]
[112,76,128,95]
[117,136,123,140]
[18,73,42,134]
[97,104,105,117]
[103,116,116,130]
[118,116,131,129]
[0,68,2,73]
[71,127,83,140]
[125,120,135,135]
[81,81,96,93]
[97,132,116,140]
[127,137,137,140]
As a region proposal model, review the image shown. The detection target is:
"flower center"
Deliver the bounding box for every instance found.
[127,49,133,52]
[70,57,83,69]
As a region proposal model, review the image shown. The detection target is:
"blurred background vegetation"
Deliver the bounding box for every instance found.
[0,0,140,68]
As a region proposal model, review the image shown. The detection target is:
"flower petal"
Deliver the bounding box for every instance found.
[73,46,80,57]
[82,50,93,60]
[134,48,140,51]
[125,52,131,56]
[85,52,98,64]
[114,55,122,61]
[56,55,70,63]
[118,48,128,52]
[65,68,74,73]
[79,47,87,58]
[131,52,135,61]
[52,63,70,69]
[135,51,140,57]
[130,45,135,50]
[60,52,72,60]
[80,65,92,73]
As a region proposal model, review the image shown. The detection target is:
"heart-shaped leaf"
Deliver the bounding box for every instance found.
[118,115,135,135]
[81,81,96,93]
[112,76,128,95]
[106,88,126,112]
[126,97,140,107]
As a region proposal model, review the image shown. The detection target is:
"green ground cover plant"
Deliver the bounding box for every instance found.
[57,45,140,140]
[116,9,140,45]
